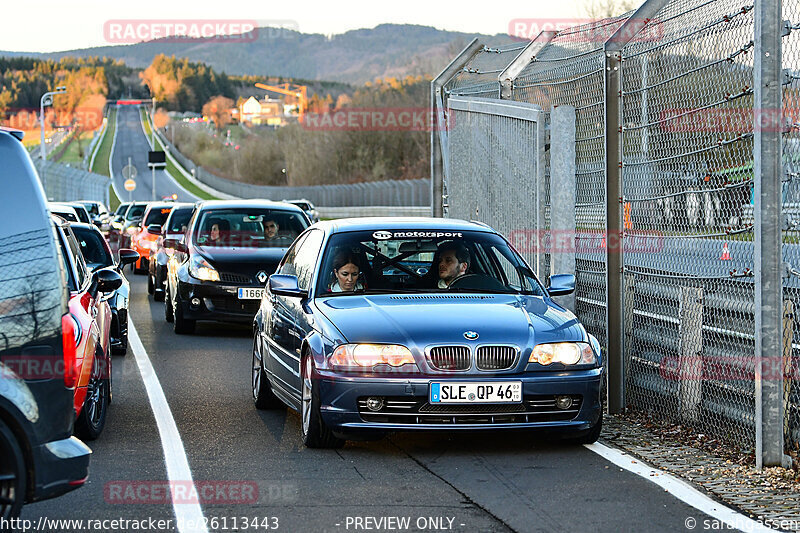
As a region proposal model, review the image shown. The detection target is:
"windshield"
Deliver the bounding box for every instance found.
[166,207,194,234]
[193,208,308,248]
[80,202,99,216]
[125,204,146,220]
[144,206,172,227]
[72,226,114,270]
[115,203,130,216]
[315,230,545,296]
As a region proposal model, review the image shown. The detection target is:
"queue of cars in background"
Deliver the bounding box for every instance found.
[130,202,174,274]
[148,202,195,301]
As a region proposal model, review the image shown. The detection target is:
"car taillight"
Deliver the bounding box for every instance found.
[80,292,91,311]
[61,313,81,388]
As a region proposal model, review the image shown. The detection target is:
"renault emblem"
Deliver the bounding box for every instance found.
[463,331,479,340]
[257,271,268,284]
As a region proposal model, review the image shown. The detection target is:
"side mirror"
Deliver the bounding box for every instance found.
[118,248,140,266]
[269,274,307,298]
[147,224,162,235]
[547,273,575,296]
[90,267,123,297]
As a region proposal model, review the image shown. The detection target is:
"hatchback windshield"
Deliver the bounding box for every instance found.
[194,208,308,248]
[166,207,194,234]
[144,206,172,227]
[72,226,114,271]
[315,230,545,296]
[125,204,146,220]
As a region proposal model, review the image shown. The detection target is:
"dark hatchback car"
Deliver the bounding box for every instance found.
[0,127,91,518]
[148,202,194,302]
[164,200,310,334]
[70,222,139,355]
[252,218,603,448]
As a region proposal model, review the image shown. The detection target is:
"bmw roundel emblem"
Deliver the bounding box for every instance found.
[257,271,268,284]
[463,331,479,340]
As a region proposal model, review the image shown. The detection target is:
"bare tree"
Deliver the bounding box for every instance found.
[202,96,235,131]
[581,0,638,18]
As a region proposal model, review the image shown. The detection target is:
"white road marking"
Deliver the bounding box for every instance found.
[128,321,208,533]
[108,106,124,201]
[586,442,774,533]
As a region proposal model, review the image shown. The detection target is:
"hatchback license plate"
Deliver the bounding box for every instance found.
[429,382,521,404]
[238,288,264,299]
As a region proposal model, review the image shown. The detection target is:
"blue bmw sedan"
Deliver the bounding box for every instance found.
[252,218,603,448]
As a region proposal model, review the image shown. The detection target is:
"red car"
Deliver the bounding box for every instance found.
[131,203,173,274]
[53,216,123,439]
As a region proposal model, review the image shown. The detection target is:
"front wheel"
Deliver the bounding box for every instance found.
[0,420,25,520]
[252,334,281,409]
[165,285,174,323]
[173,292,195,334]
[300,355,344,449]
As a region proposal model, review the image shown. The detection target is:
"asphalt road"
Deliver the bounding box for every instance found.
[19,271,716,533]
[110,105,199,203]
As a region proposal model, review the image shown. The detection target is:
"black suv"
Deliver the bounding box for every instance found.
[0,128,91,519]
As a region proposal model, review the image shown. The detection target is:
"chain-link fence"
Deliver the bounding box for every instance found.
[433,0,800,461]
[34,159,111,205]
[783,0,800,456]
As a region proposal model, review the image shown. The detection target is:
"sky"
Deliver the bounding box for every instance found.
[2,0,593,53]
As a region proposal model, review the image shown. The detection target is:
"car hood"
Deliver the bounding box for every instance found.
[195,246,287,279]
[315,293,586,350]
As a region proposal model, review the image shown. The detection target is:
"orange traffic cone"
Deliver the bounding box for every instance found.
[720,242,731,260]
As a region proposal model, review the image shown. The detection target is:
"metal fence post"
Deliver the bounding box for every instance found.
[550,105,577,311]
[431,39,484,218]
[754,0,788,469]
[679,286,704,423]
[603,0,670,415]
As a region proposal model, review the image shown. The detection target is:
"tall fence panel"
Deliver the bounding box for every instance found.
[620,0,758,447]
[34,160,111,205]
[445,97,544,270]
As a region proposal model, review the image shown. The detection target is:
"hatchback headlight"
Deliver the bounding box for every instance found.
[330,344,416,370]
[188,255,220,281]
[529,342,596,366]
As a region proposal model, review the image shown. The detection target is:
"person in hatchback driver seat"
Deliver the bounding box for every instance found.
[436,241,470,288]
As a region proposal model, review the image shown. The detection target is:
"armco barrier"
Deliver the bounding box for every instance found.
[156,128,430,208]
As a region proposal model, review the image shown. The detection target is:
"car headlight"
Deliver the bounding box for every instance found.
[188,255,220,281]
[330,344,416,370]
[529,342,596,366]
[111,221,123,230]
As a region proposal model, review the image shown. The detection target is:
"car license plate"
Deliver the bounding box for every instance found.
[237,287,264,299]
[429,382,522,404]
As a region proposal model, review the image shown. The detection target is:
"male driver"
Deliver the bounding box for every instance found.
[437,241,470,288]
[264,219,279,240]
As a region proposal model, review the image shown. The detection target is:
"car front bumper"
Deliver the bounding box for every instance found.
[177,278,261,324]
[316,369,602,435]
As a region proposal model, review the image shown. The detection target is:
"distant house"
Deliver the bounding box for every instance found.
[240,96,284,126]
